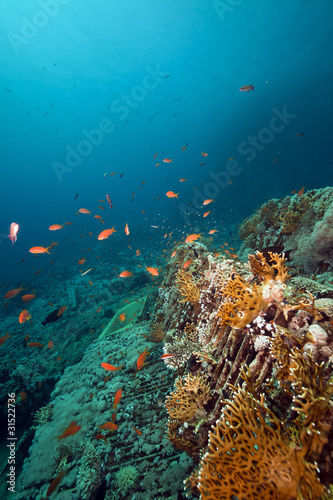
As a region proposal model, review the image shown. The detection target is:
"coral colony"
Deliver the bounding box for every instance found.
[5,188,333,498]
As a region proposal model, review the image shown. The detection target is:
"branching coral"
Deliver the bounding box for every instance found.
[165,373,210,423]
[32,403,54,429]
[176,270,201,303]
[217,273,265,330]
[197,386,325,500]
[249,251,289,283]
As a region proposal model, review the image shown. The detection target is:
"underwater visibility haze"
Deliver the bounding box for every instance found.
[0,1,333,499]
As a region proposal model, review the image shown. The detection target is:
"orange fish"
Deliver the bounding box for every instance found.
[22,291,36,303]
[166,191,179,198]
[19,310,31,324]
[101,363,124,372]
[64,221,73,225]
[203,199,214,205]
[119,271,133,278]
[46,469,66,498]
[125,223,130,236]
[27,342,43,347]
[136,249,141,256]
[57,424,81,442]
[161,353,176,359]
[185,233,202,243]
[29,244,55,254]
[78,258,86,265]
[153,152,158,159]
[5,284,26,299]
[298,186,305,197]
[77,208,91,214]
[203,211,210,217]
[57,306,67,316]
[98,422,119,432]
[48,224,64,231]
[112,389,122,410]
[93,434,108,444]
[94,215,102,220]
[145,266,159,276]
[132,426,142,436]
[201,152,208,157]
[119,313,126,322]
[163,158,173,163]
[47,341,54,349]
[209,229,217,234]
[171,250,177,258]
[183,259,192,269]
[137,347,150,371]
[98,227,117,240]
[0,332,12,346]
[96,306,102,313]
[20,391,27,402]
[179,178,187,182]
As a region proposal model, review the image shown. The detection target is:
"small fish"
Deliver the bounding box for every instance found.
[181,143,188,151]
[201,152,208,157]
[96,306,102,313]
[93,434,108,444]
[57,424,81,442]
[57,306,67,316]
[119,313,126,322]
[183,259,192,269]
[98,227,117,240]
[294,133,304,138]
[78,258,86,265]
[163,158,173,163]
[42,308,65,326]
[298,186,305,197]
[131,426,142,436]
[5,284,26,299]
[112,389,122,410]
[185,233,202,243]
[106,194,113,209]
[239,84,255,92]
[94,215,102,219]
[0,332,12,346]
[125,223,130,236]
[203,199,214,206]
[118,271,133,278]
[22,292,36,303]
[46,469,66,498]
[20,391,26,402]
[29,243,57,254]
[137,347,150,371]
[47,341,54,349]
[161,353,175,359]
[81,268,93,276]
[98,422,119,431]
[209,229,217,234]
[77,208,91,214]
[19,310,31,323]
[75,193,79,199]
[27,342,43,347]
[145,266,159,276]
[179,178,187,182]
[48,224,64,231]
[101,362,124,371]
[166,191,179,198]
[8,222,19,245]
[203,211,210,217]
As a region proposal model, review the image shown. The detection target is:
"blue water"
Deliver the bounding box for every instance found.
[1,0,332,282]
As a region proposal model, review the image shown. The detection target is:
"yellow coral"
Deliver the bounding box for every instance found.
[175,270,200,303]
[217,273,265,329]
[197,387,324,500]
[249,251,289,283]
[165,373,210,422]
[166,419,199,455]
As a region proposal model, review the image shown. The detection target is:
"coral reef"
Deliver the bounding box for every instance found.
[238,187,333,274]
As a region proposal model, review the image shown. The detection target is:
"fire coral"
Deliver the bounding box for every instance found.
[197,386,324,500]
